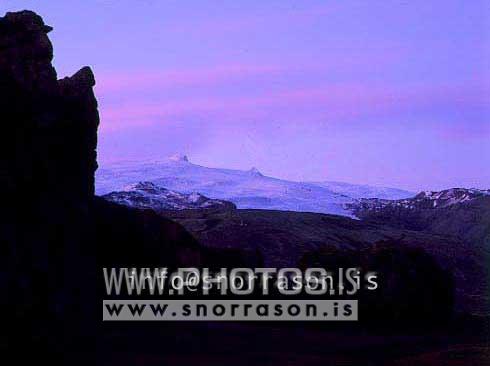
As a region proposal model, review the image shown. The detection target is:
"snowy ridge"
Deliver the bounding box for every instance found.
[415,188,490,206]
[416,188,490,207]
[96,156,414,217]
[311,181,414,200]
[349,187,490,213]
[103,181,233,211]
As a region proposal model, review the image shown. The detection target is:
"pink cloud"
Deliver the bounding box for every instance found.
[98,80,488,133]
[94,45,408,96]
[95,64,284,94]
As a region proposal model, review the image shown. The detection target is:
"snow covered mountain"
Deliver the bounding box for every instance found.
[414,188,490,207]
[310,181,414,200]
[346,188,490,251]
[349,188,490,213]
[103,181,234,211]
[96,155,414,216]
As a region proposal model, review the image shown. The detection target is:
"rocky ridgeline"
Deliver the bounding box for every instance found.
[349,187,490,213]
[347,188,490,256]
[103,181,236,212]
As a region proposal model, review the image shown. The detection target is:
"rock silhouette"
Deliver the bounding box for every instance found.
[0,11,204,364]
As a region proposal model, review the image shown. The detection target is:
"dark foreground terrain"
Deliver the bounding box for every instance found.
[163,202,488,315]
[1,10,488,365]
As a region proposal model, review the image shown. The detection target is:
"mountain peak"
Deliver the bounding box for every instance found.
[415,188,489,204]
[104,181,235,211]
[123,181,162,193]
[248,167,263,176]
[168,153,189,163]
[350,188,490,216]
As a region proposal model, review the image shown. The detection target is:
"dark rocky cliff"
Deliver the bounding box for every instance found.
[0,11,204,364]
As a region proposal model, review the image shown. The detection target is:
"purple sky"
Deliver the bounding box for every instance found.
[3,1,489,190]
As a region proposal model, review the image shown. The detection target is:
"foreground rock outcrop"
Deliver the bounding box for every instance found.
[0,11,204,364]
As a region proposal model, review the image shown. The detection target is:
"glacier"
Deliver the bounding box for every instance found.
[96,155,414,217]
